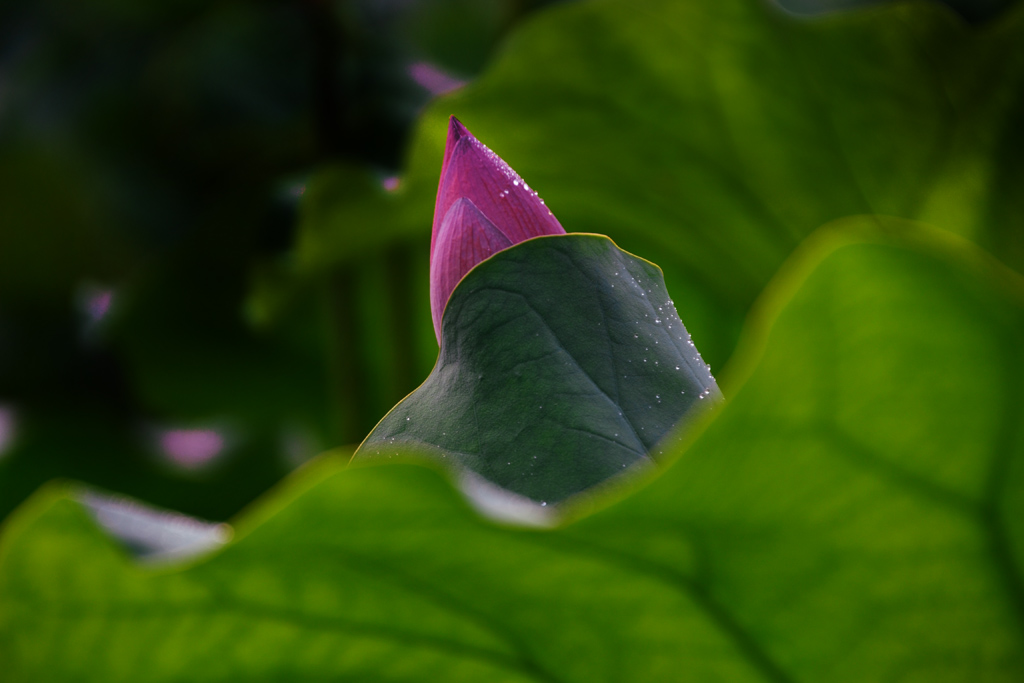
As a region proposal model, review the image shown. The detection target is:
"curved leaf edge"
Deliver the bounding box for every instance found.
[4,216,1021,571]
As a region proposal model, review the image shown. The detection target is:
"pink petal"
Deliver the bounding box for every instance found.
[159,429,225,468]
[0,405,16,459]
[429,118,566,342]
[408,62,468,96]
[430,197,513,341]
[432,117,564,258]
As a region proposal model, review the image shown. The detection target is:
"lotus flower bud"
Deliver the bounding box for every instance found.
[430,117,565,342]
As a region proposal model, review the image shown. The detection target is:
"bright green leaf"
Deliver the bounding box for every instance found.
[2,217,1022,681]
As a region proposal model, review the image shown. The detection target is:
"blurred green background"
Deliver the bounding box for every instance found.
[0,0,567,522]
[0,0,1018,525]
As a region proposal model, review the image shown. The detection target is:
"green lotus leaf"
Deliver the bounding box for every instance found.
[356,234,720,504]
[3,218,1020,682]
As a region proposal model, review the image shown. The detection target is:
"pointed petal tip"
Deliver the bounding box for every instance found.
[433,116,565,274]
[448,116,471,144]
[441,116,474,183]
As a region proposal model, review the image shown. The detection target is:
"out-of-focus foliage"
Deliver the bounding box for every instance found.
[3,218,1022,681]
[0,0,561,521]
[294,0,1024,378]
[775,0,1014,22]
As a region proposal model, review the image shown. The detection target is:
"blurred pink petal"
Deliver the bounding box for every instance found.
[429,117,565,341]
[86,289,114,323]
[159,429,225,468]
[409,62,467,96]
[0,405,16,459]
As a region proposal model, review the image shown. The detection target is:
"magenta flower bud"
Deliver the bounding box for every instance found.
[430,117,566,342]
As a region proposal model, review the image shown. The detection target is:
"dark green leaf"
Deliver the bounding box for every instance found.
[356,234,720,503]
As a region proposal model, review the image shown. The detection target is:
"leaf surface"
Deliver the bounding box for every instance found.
[3,218,1023,682]
[359,234,720,503]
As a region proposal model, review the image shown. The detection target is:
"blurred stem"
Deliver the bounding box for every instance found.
[327,269,368,443]
[384,243,418,400]
[326,246,424,445]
